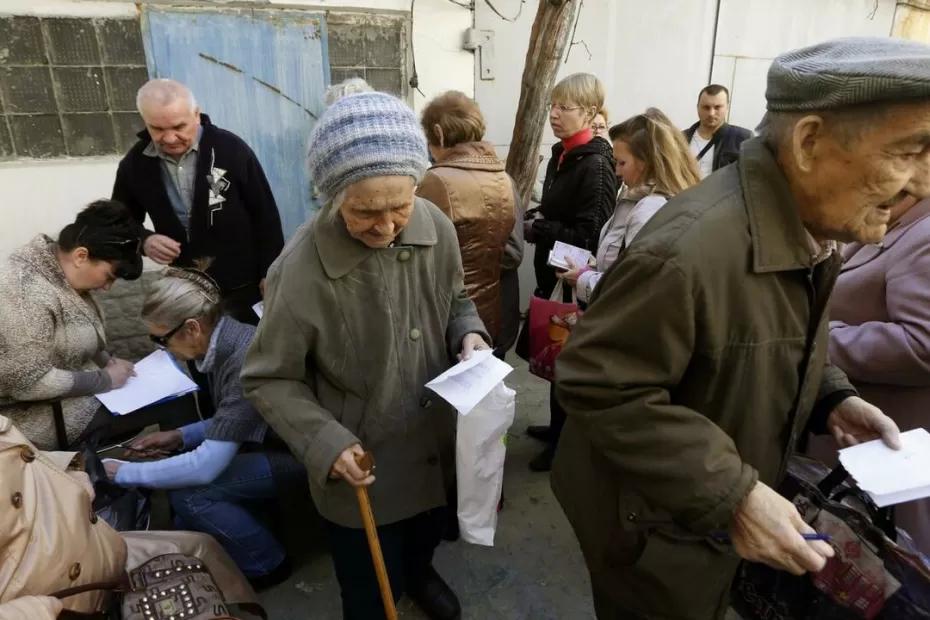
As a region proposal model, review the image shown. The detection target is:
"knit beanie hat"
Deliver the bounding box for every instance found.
[307,91,429,202]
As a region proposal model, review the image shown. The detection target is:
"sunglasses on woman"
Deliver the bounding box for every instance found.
[149,319,190,347]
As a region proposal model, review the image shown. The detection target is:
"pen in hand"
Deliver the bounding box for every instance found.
[710,531,831,543]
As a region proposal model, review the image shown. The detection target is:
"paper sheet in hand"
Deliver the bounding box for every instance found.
[426,350,513,415]
[838,428,930,507]
[96,349,199,415]
[252,301,264,319]
[548,241,593,270]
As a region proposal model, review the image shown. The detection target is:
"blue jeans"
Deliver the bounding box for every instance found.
[169,452,302,577]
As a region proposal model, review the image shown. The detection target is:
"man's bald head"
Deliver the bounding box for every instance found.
[136,79,201,159]
[136,79,197,117]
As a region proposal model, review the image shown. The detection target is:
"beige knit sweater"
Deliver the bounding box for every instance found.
[0,236,109,448]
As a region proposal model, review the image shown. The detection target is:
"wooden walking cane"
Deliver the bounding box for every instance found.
[354,451,397,620]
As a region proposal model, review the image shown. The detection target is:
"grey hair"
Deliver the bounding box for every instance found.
[757,103,893,153]
[323,188,348,222]
[136,79,198,117]
[323,78,373,107]
[142,267,222,328]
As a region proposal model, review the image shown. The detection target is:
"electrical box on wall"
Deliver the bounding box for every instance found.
[462,28,495,80]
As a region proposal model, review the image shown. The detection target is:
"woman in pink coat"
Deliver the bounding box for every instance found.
[816,195,930,554]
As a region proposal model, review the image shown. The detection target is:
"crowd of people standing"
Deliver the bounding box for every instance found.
[1,32,930,620]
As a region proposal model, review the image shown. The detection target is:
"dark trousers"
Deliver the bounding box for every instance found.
[548,384,567,448]
[325,507,446,620]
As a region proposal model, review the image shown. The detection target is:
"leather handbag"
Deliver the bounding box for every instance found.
[53,553,260,620]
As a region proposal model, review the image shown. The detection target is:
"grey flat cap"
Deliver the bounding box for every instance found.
[767,36,930,112]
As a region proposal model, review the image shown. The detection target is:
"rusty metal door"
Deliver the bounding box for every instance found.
[143,7,330,236]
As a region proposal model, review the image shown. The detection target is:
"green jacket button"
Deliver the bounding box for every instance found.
[410,328,421,341]
[398,250,411,262]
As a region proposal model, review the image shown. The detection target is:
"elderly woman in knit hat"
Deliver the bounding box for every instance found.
[241,92,488,620]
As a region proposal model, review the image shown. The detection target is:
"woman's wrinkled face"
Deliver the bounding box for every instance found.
[613,139,646,187]
[146,319,204,361]
[339,175,417,248]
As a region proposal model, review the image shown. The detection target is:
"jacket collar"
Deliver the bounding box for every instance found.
[840,198,930,272]
[430,141,505,172]
[315,197,438,279]
[740,138,818,273]
[13,235,106,341]
[195,315,227,373]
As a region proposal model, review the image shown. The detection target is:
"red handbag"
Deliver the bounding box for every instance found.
[521,281,581,382]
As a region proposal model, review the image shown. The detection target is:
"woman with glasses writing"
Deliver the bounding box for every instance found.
[0,200,141,450]
[103,267,304,589]
[524,73,618,472]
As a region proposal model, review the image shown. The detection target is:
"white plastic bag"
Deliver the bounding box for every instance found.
[456,381,516,546]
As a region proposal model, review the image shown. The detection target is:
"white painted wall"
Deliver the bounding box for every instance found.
[712,0,897,130]
[0,0,473,258]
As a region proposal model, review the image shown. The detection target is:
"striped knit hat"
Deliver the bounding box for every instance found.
[307,91,428,202]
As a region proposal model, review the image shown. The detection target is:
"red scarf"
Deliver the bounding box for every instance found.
[558,128,593,168]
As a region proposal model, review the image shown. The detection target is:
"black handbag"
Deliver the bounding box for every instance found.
[731,456,930,619]
[52,401,150,532]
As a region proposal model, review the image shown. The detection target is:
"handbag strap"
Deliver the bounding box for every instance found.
[50,577,128,600]
[52,400,69,450]
[549,279,578,305]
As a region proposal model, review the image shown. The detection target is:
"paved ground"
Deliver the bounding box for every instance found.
[257,358,598,619]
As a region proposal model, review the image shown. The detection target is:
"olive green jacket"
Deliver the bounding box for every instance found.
[241,198,487,527]
[551,139,855,619]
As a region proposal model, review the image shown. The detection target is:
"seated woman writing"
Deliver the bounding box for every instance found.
[0,200,141,450]
[103,267,305,588]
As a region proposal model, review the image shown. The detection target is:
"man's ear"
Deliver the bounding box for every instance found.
[790,115,825,174]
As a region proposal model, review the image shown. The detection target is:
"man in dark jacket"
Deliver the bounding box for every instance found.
[112,79,284,323]
[684,84,752,179]
[553,37,930,619]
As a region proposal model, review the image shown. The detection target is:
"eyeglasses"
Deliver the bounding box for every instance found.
[591,124,608,132]
[149,319,190,347]
[546,103,583,114]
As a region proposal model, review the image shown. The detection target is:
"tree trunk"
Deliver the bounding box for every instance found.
[505,0,581,206]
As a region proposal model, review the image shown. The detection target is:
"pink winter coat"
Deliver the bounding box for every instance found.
[817,198,930,554]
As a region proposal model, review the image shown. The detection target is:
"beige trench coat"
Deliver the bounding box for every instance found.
[242,198,487,528]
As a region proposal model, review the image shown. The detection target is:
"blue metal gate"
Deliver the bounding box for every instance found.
[143,7,330,236]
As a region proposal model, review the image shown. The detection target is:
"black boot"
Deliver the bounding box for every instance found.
[526,424,552,442]
[529,445,555,472]
[408,565,461,620]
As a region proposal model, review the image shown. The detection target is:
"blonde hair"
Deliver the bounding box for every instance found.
[421,90,486,147]
[595,106,609,125]
[142,266,222,328]
[551,73,604,123]
[610,107,701,196]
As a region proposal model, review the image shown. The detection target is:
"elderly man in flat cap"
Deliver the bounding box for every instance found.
[241,91,488,620]
[552,37,930,619]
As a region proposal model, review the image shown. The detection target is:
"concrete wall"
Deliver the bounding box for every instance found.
[0,0,472,258]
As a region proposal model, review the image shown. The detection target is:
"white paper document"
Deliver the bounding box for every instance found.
[96,349,199,415]
[548,241,593,270]
[252,301,264,319]
[838,428,930,507]
[426,350,514,415]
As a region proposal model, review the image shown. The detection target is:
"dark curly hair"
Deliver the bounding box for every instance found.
[57,200,143,281]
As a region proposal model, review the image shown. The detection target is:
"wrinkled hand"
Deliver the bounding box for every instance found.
[143,234,182,264]
[105,358,135,389]
[558,257,584,287]
[828,396,901,449]
[458,332,491,361]
[729,481,834,575]
[330,444,375,488]
[102,459,123,481]
[125,429,183,459]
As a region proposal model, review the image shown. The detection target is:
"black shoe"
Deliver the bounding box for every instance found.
[529,446,555,472]
[408,566,461,620]
[247,556,292,592]
[526,424,552,442]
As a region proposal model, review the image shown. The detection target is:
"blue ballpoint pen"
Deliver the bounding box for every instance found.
[710,531,831,543]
